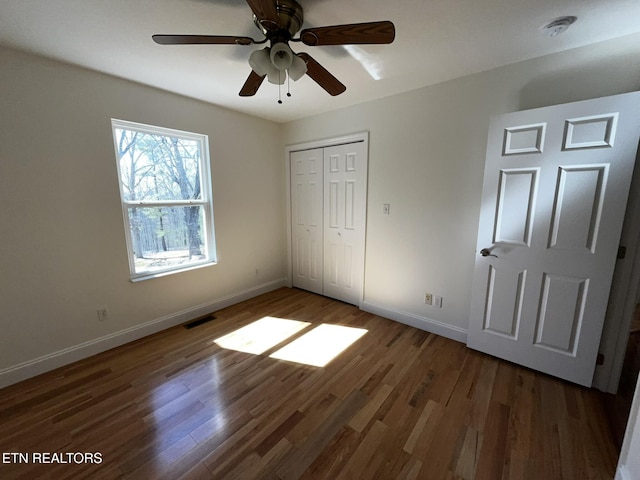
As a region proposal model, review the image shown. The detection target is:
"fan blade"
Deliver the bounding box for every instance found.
[297,53,346,96]
[153,35,256,46]
[239,70,266,97]
[300,21,395,46]
[245,0,280,31]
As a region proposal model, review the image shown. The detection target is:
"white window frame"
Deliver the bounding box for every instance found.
[111,118,217,281]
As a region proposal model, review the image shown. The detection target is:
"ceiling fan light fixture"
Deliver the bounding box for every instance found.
[248,47,272,76]
[288,54,307,81]
[270,42,294,71]
[267,69,286,85]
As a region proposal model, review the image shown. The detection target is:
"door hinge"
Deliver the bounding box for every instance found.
[596,353,605,365]
[618,245,627,259]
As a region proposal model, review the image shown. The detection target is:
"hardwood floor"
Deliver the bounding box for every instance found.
[0,288,619,479]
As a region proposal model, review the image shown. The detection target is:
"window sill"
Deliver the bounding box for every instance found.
[130,261,217,282]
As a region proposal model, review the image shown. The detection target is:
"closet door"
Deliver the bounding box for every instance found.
[290,149,323,294]
[323,142,367,305]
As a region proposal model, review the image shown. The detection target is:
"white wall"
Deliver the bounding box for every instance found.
[282,33,640,352]
[0,46,286,386]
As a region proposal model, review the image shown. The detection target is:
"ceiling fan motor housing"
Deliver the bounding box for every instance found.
[253,0,303,38]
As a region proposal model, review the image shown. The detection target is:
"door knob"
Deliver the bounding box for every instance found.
[480,248,498,258]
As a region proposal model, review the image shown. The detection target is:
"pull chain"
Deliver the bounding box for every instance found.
[277,71,283,104]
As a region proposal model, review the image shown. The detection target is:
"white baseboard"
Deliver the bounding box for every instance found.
[0,278,287,389]
[361,301,468,344]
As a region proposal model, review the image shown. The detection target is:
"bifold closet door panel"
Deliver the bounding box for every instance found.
[290,148,324,295]
[323,142,367,305]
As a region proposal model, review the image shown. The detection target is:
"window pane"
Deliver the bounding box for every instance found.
[128,206,207,274]
[112,118,216,280]
[115,129,202,202]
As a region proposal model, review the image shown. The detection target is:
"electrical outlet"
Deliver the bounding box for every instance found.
[97,307,109,321]
[424,293,433,305]
[434,295,443,308]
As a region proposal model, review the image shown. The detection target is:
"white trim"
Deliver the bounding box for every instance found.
[130,260,216,282]
[616,374,640,480]
[286,132,369,154]
[615,465,631,480]
[592,146,640,392]
[362,300,468,344]
[0,279,286,389]
[284,132,370,308]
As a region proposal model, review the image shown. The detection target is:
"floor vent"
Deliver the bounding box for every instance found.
[183,314,217,329]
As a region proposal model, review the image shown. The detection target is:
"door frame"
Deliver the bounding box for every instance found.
[285,131,370,308]
[594,145,640,392]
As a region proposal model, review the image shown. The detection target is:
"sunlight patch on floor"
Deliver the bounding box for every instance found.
[213,316,311,355]
[269,324,368,367]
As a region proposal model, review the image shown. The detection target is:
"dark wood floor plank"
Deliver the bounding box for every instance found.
[337,419,388,479]
[474,401,510,480]
[300,426,362,480]
[276,389,367,480]
[0,287,620,479]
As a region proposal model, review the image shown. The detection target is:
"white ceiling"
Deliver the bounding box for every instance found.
[1,0,640,123]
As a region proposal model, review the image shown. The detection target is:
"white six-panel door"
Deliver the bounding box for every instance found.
[290,148,323,295]
[468,92,640,386]
[323,143,367,305]
[290,139,368,306]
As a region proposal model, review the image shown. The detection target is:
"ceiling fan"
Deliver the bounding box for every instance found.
[152,0,395,98]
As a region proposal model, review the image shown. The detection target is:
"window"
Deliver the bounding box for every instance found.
[111,119,216,280]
